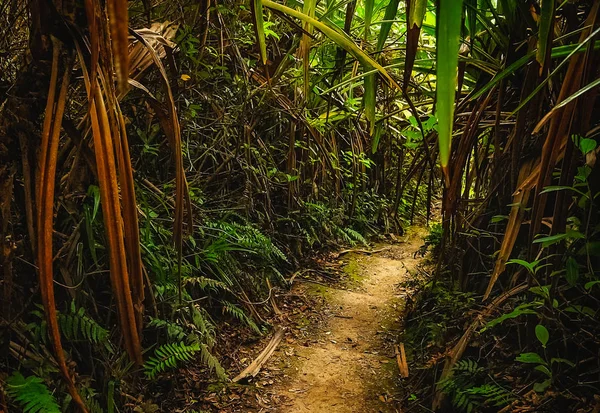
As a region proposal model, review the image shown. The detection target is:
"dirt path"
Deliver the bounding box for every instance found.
[274,231,424,412]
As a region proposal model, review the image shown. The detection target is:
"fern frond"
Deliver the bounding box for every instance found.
[183,275,230,292]
[148,317,188,341]
[343,228,368,245]
[144,342,201,379]
[199,343,227,380]
[59,302,110,346]
[5,372,61,413]
[85,396,105,413]
[190,305,216,347]
[223,302,261,334]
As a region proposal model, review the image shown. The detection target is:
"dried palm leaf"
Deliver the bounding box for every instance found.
[37,39,88,412]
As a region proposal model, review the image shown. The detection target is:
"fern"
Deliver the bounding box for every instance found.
[453,359,485,376]
[438,359,512,412]
[148,317,188,341]
[199,343,227,380]
[223,302,261,334]
[144,342,201,379]
[465,384,512,407]
[190,305,216,347]
[343,227,367,245]
[59,302,110,348]
[144,341,226,380]
[85,396,105,413]
[183,275,230,292]
[5,372,61,413]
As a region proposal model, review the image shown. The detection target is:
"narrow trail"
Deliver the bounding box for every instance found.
[274,231,424,412]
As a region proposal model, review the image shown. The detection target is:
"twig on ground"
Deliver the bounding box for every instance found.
[233,328,285,383]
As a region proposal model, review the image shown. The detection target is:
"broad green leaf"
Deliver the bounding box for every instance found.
[465,0,477,38]
[507,258,541,274]
[536,0,555,70]
[371,124,383,153]
[300,0,317,97]
[534,364,552,377]
[363,0,376,132]
[251,0,268,65]
[533,230,585,248]
[535,324,549,348]
[579,138,597,155]
[530,285,551,300]
[533,379,551,392]
[585,280,600,290]
[404,0,428,89]
[565,257,579,287]
[436,0,463,168]
[376,0,402,52]
[364,72,377,137]
[364,0,375,40]
[516,352,547,365]
[408,0,427,28]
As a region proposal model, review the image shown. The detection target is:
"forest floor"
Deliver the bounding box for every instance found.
[215,229,426,412]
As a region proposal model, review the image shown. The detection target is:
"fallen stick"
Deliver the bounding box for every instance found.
[233,328,285,383]
[395,343,409,378]
[336,247,390,258]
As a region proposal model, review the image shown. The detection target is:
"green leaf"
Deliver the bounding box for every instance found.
[551,357,575,367]
[539,185,589,199]
[534,364,552,377]
[578,138,597,155]
[262,0,400,89]
[530,285,551,300]
[585,280,600,291]
[371,123,383,153]
[532,230,585,248]
[404,0,428,88]
[87,185,101,221]
[516,352,547,365]
[536,0,555,69]
[408,0,427,28]
[507,258,541,274]
[251,0,268,65]
[364,70,377,137]
[5,372,61,413]
[481,302,540,332]
[565,257,579,287]
[363,0,375,40]
[376,0,402,52]
[436,0,464,167]
[533,379,551,393]
[535,324,549,348]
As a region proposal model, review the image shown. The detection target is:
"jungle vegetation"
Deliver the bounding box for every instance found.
[0,0,599,411]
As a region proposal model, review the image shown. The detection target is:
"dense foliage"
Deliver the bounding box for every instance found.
[0,0,599,411]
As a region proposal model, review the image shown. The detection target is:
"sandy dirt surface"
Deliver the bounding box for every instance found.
[272,231,424,413]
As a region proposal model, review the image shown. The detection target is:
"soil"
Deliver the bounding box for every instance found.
[246,229,425,413]
[179,230,426,412]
